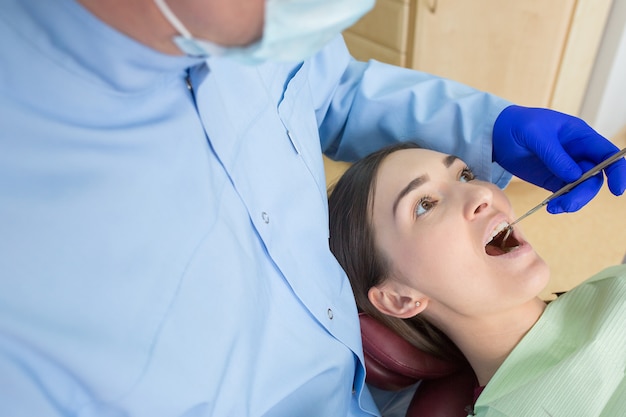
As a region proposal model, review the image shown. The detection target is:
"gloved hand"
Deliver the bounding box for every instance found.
[493,105,626,213]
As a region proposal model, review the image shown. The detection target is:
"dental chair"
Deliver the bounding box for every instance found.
[359,313,477,417]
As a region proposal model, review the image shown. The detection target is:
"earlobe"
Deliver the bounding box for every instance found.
[367,284,427,319]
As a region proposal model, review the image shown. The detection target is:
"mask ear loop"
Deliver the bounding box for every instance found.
[153,0,194,39]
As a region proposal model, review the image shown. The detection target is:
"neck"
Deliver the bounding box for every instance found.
[77,0,182,55]
[441,298,546,386]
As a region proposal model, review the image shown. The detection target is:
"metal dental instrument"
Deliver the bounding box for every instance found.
[500,147,626,249]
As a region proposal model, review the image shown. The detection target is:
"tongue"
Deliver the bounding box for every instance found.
[485,243,507,256]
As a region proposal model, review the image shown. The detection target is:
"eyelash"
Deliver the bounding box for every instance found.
[459,166,475,182]
[413,166,475,218]
[414,195,437,217]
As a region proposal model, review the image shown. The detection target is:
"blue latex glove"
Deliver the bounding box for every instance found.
[493,105,626,213]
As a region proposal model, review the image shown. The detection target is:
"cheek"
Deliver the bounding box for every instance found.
[412,231,485,291]
[393,234,460,285]
[420,223,477,265]
[394,221,466,267]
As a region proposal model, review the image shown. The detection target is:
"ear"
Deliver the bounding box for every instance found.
[368,281,428,319]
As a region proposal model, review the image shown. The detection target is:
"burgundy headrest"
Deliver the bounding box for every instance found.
[359,313,460,390]
[359,313,477,417]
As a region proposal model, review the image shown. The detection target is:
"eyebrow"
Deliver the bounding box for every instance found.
[443,154,460,168]
[391,154,461,217]
[392,175,427,216]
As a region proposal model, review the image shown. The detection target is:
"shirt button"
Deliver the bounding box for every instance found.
[261,212,270,224]
[327,308,334,320]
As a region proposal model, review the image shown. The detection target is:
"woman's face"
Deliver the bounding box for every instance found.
[370,148,549,321]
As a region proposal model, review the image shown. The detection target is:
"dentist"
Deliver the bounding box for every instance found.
[0,0,624,416]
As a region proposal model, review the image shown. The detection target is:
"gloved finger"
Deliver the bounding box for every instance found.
[604,155,626,196]
[561,127,621,164]
[538,174,568,194]
[545,145,626,196]
[538,143,582,185]
[548,122,620,182]
[546,160,603,214]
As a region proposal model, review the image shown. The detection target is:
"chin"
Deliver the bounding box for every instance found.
[524,254,551,293]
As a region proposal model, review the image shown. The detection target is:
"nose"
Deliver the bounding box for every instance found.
[461,182,494,220]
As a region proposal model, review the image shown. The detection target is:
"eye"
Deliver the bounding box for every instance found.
[459,166,475,183]
[414,196,437,217]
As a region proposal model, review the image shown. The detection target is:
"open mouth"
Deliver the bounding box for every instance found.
[485,221,520,256]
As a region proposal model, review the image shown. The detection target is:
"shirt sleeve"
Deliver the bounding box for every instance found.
[311,35,512,187]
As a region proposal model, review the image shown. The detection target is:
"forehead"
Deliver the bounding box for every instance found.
[376,148,449,182]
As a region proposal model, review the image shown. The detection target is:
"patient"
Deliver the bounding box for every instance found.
[328,142,626,416]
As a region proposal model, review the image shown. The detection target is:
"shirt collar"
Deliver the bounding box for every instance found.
[15,0,204,92]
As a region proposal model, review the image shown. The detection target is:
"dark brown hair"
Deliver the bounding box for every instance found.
[328,142,465,363]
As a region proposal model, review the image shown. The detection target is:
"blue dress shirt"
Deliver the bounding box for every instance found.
[0,0,511,416]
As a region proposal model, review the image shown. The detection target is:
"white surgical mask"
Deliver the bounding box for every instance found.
[153,0,375,64]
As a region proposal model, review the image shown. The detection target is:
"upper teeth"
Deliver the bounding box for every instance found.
[488,221,509,243]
